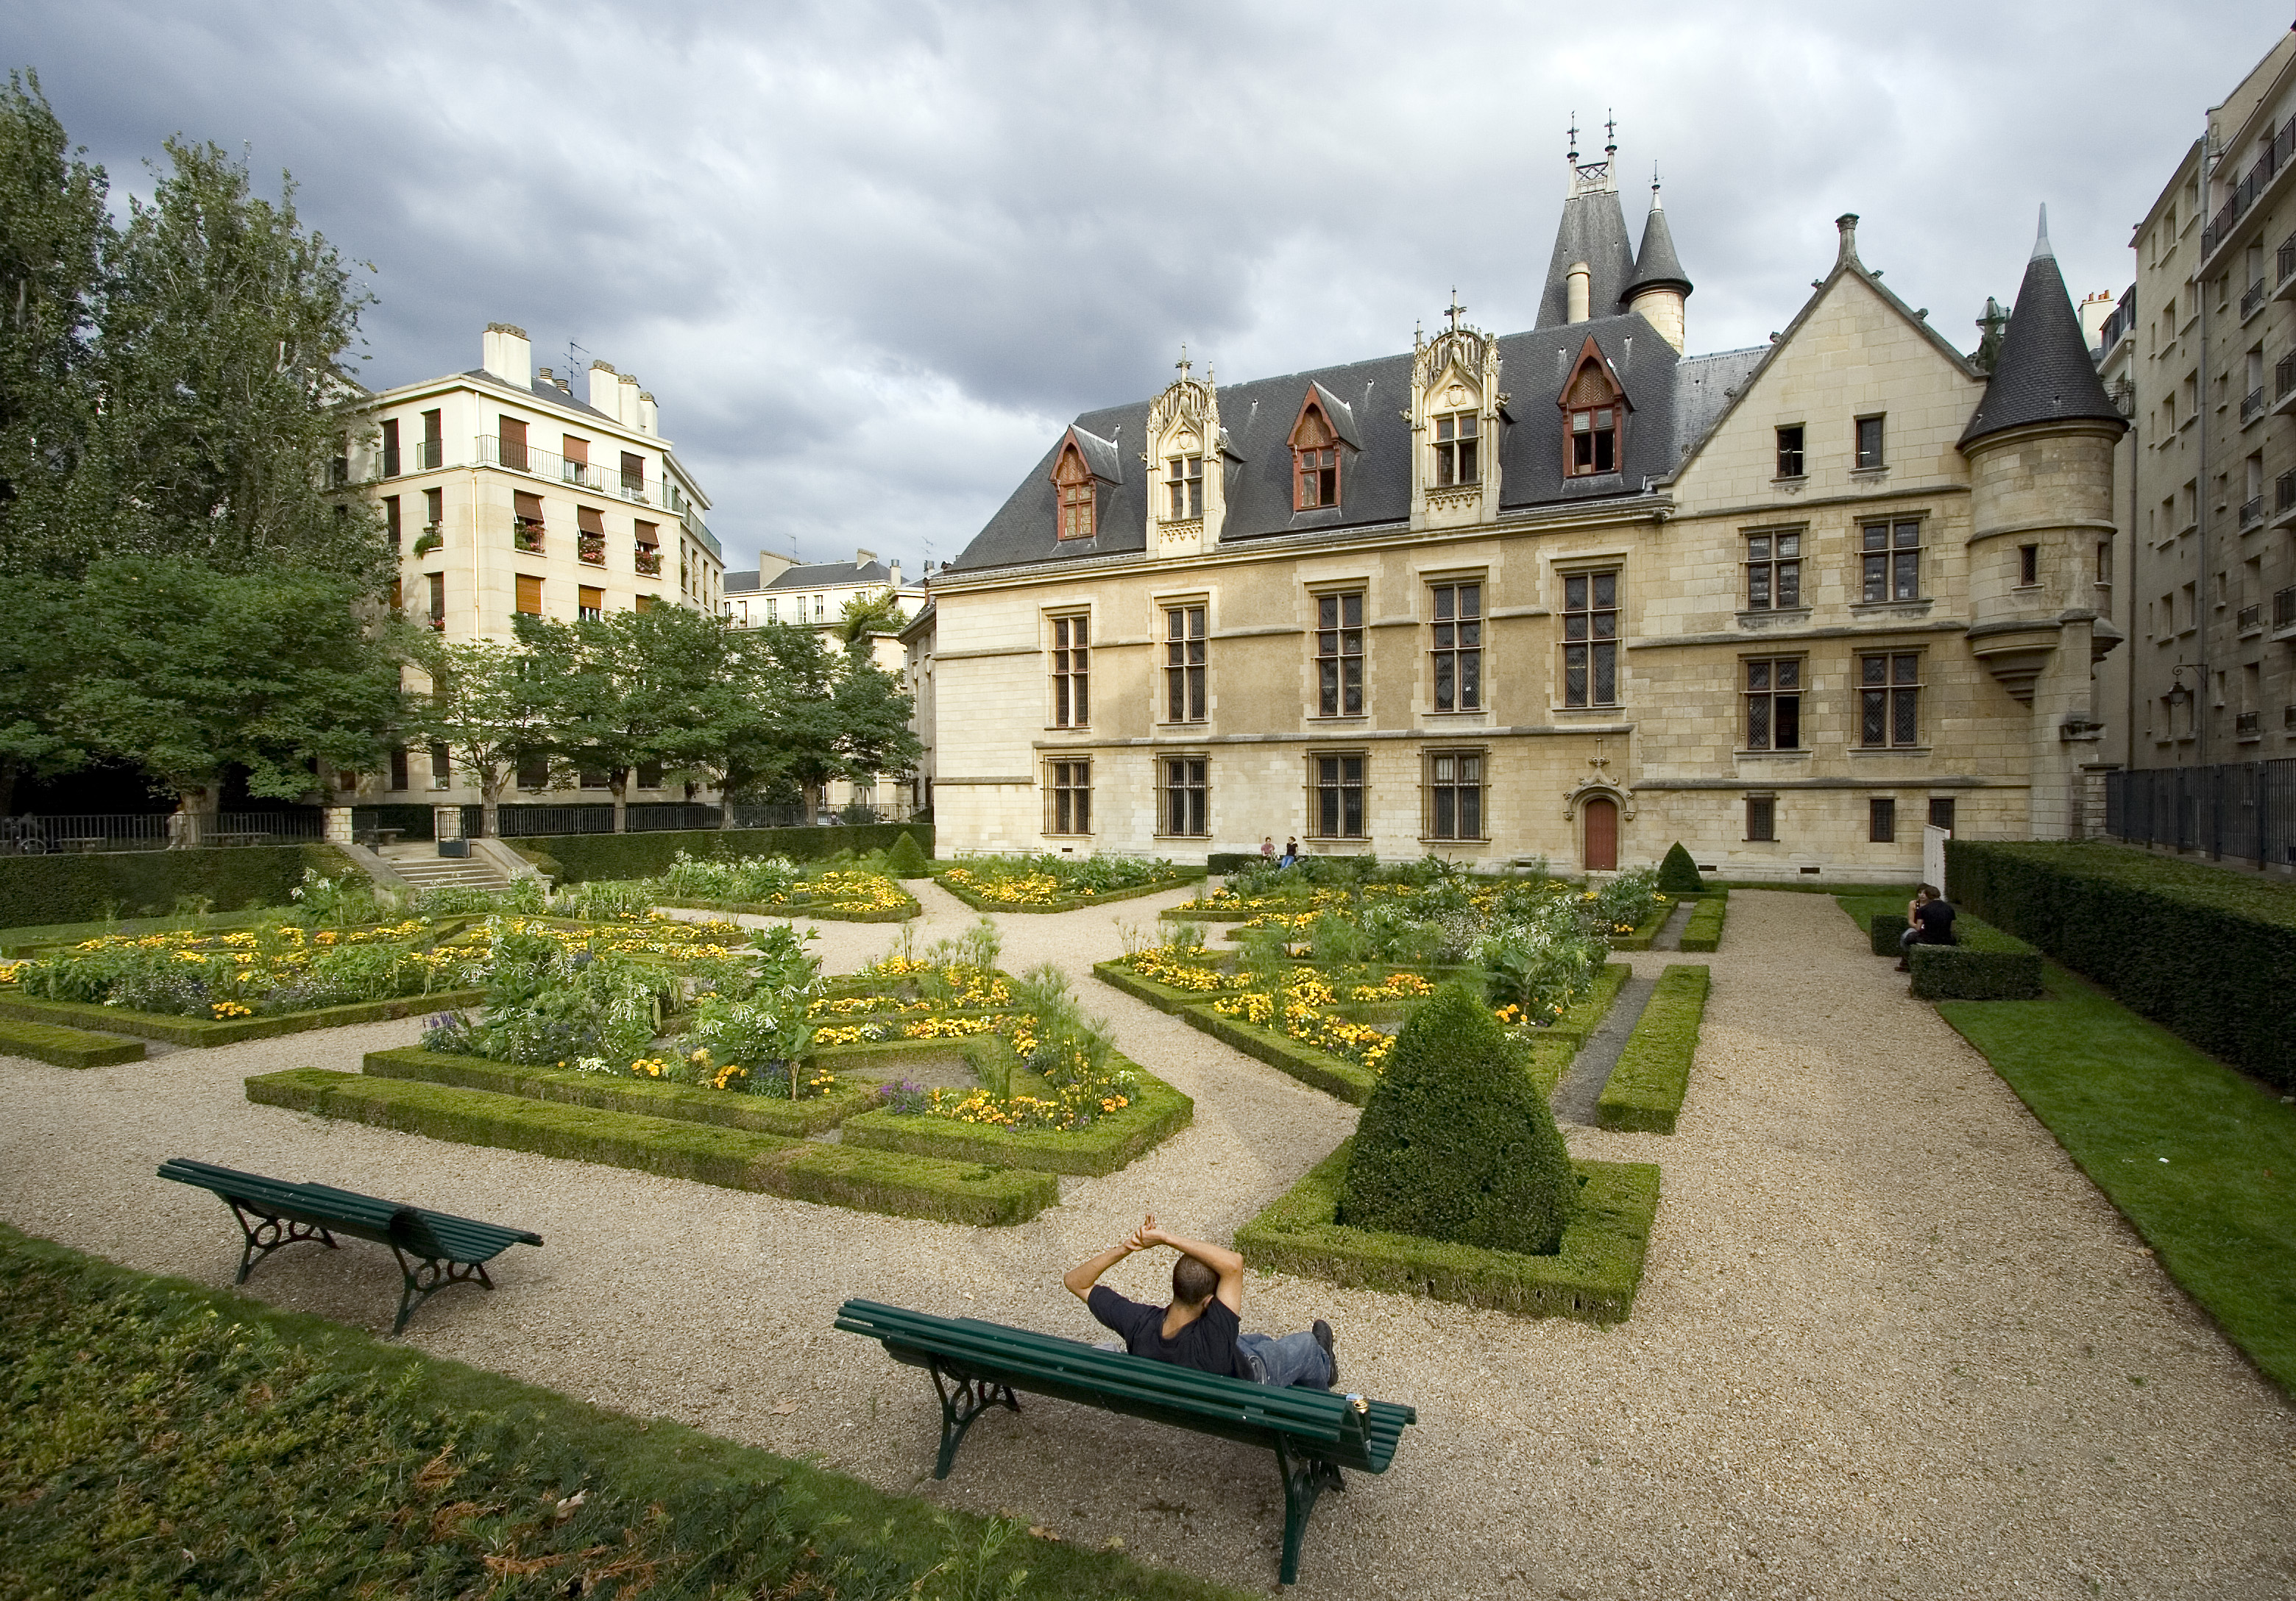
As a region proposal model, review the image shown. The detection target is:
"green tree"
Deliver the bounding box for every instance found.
[754,622,844,821]
[836,584,907,647]
[408,636,559,841]
[1657,841,1704,895]
[830,652,922,806]
[60,558,406,836]
[1337,983,1578,1255]
[0,577,89,814]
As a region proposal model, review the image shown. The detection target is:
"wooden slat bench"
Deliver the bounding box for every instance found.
[836,1298,1416,1584]
[158,1157,542,1335]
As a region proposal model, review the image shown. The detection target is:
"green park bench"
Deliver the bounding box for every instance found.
[835,1297,1417,1584]
[158,1157,542,1335]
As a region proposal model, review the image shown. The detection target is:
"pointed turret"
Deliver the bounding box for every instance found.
[1623,179,1692,351]
[1537,120,1636,327]
[1959,205,2126,447]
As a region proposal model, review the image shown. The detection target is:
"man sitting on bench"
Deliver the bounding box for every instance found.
[1063,1212,1336,1389]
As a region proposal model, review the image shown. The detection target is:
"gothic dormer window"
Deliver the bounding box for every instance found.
[1290,399,1340,509]
[1164,451,1203,519]
[1053,442,1096,540]
[1562,340,1625,477]
[1433,411,1478,486]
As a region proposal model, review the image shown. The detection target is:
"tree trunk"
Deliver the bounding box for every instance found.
[479,772,500,839]
[720,786,736,828]
[169,787,216,849]
[611,771,628,834]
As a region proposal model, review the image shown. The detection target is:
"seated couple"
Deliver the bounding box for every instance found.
[1063,1213,1337,1389]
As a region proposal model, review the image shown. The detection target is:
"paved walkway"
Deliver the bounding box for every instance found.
[3,887,2293,1599]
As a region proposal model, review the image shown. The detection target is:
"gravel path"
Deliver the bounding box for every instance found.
[4,887,2294,1599]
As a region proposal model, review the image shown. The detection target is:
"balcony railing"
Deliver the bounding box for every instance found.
[2240,603,2263,632]
[2239,710,2262,737]
[414,438,442,471]
[578,535,606,566]
[2243,386,2267,423]
[380,446,400,477]
[476,436,653,505]
[2244,280,2270,320]
[2277,585,2296,629]
[2203,109,2296,258]
[2242,494,2267,530]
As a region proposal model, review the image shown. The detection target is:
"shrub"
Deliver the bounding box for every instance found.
[1678,894,1726,952]
[885,831,930,878]
[1871,906,2044,1000]
[1205,851,1254,875]
[0,844,363,931]
[1596,963,1709,1134]
[527,823,932,884]
[1337,982,1577,1254]
[1657,842,1704,895]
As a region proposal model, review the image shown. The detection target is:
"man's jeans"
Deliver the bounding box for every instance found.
[1239,1330,1331,1388]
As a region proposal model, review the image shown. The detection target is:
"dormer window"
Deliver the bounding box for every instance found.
[1433,412,1478,486]
[1053,443,1096,540]
[1165,453,1202,520]
[1562,341,1626,477]
[1290,399,1341,509]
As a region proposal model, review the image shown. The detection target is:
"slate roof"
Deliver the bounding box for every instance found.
[760,559,895,592]
[1959,208,2127,447]
[1626,194,1691,297]
[948,310,1710,575]
[1535,188,1638,327]
[461,367,621,426]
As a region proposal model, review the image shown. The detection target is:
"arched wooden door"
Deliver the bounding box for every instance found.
[1583,796,1618,872]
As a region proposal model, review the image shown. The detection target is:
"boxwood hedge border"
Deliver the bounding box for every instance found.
[360,1047,874,1136]
[1595,963,1709,1134]
[932,867,1205,916]
[1234,1137,1660,1324]
[1867,912,2045,1001]
[840,1059,1193,1176]
[512,824,932,885]
[0,843,367,930]
[1678,894,1728,953]
[0,987,484,1048]
[654,892,920,924]
[0,1017,146,1068]
[246,1068,1057,1226]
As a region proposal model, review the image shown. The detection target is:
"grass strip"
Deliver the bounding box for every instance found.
[0,988,483,1047]
[0,1224,1243,1601]
[1595,963,1709,1135]
[0,1018,146,1068]
[1677,895,1727,952]
[1236,1138,1659,1324]
[842,1064,1193,1176]
[934,870,1203,915]
[361,1046,874,1135]
[1933,965,2296,1399]
[247,1068,1057,1226]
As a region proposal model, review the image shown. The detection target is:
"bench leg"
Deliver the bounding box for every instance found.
[925,1357,1019,1479]
[1272,1437,1345,1586]
[387,1248,492,1338]
[226,1200,336,1285]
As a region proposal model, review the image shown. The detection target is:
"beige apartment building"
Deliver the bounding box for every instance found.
[919,141,2123,876]
[350,324,726,806]
[2115,29,2296,776]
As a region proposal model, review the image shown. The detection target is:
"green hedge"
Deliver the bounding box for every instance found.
[0,843,365,929]
[1946,840,2296,1087]
[522,824,933,884]
[655,892,920,924]
[0,988,483,1048]
[360,1047,873,1135]
[246,1068,1057,1226]
[0,1018,146,1068]
[842,1063,1192,1176]
[1595,964,1709,1134]
[1205,852,1256,875]
[1607,904,1674,953]
[1235,1138,1659,1324]
[1868,912,2045,1001]
[932,868,1204,915]
[1678,895,1727,952]
[1552,962,1630,1048]
[1187,1007,1381,1104]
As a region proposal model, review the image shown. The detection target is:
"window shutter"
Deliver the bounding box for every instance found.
[577,505,604,535]
[562,435,588,465]
[578,585,603,611]
[634,519,659,547]
[620,451,645,488]
[516,574,543,615]
[514,491,544,522]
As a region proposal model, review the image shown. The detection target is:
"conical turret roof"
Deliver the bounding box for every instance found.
[1535,188,1637,328]
[1625,191,1691,298]
[1959,206,2125,448]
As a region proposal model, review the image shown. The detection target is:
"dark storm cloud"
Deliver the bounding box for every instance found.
[12,1,2287,572]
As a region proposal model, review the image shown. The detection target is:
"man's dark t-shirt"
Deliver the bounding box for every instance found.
[1915,899,1957,945]
[1086,1285,1246,1378]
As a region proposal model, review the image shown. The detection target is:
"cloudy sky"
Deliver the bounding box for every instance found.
[14,2,2291,577]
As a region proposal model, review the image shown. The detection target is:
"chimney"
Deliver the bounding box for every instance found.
[1835,213,1862,269]
[855,547,876,569]
[1566,262,1591,323]
[588,359,620,413]
[888,560,901,588]
[617,371,641,428]
[482,322,531,387]
[638,391,659,436]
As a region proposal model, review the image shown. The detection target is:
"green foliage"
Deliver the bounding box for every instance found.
[1656,842,1704,895]
[0,1017,144,1068]
[0,843,360,929]
[1338,983,1578,1254]
[405,635,560,835]
[1677,893,1726,952]
[1595,964,1709,1135]
[886,829,931,878]
[0,1228,1237,1599]
[1935,966,2296,1398]
[1945,840,2296,1089]
[1866,907,2049,1001]
[843,1060,1193,1176]
[1473,899,1602,1018]
[1239,1140,1659,1324]
[528,823,932,882]
[364,1046,865,1137]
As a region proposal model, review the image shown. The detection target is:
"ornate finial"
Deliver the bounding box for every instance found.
[1174,342,1191,379]
[1567,113,1578,166]
[1605,110,1617,160]
[1445,288,1468,334]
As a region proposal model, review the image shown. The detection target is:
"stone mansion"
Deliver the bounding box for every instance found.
[913,141,2126,877]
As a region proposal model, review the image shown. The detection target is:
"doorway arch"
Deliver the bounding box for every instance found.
[1582,795,1619,872]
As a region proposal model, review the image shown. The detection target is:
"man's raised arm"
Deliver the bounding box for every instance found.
[1063,1238,1136,1303]
[1137,1215,1246,1313]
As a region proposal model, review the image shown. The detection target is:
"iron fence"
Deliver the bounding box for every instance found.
[0,810,322,854]
[2107,759,2296,865]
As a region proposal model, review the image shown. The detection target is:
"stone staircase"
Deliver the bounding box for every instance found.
[377,842,513,893]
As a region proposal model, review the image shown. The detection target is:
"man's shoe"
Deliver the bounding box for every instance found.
[1311,1318,1337,1388]
[1894,960,1910,973]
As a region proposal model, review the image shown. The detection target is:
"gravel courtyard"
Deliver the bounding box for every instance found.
[2,885,2292,1600]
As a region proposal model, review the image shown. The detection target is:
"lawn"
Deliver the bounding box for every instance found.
[1932,964,2296,1399]
[0,1224,1244,1601]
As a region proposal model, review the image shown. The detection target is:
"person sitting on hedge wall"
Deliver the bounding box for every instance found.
[1063,1213,1337,1388]
[1898,883,1957,970]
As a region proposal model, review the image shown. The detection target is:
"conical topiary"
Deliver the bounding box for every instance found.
[885,831,931,879]
[1336,983,1578,1255]
[1657,841,1704,895]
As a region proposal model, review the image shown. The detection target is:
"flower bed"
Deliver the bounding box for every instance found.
[935,854,1201,913]
[555,851,920,923]
[840,1054,1193,1176]
[1235,1137,1661,1324]
[362,1046,874,1137]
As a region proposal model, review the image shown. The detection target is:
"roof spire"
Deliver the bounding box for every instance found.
[1567,113,1578,168]
[1604,110,1617,163]
[1445,287,1468,333]
[1651,161,1662,207]
[1959,210,2126,449]
[1174,341,1191,379]
[2031,202,2054,260]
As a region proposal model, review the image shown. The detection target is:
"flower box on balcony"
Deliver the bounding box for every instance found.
[514,525,545,553]
[634,549,663,575]
[578,537,606,566]
[411,529,443,557]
